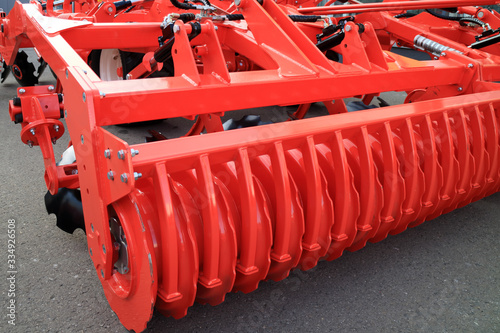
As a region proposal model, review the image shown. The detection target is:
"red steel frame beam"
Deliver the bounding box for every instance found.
[299,0,499,14]
[131,89,500,174]
[92,63,466,125]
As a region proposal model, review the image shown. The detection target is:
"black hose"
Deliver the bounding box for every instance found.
[226,13,322,22]
[170,0,197,11]
[192,0,211,5]
[394,12,417,19]
[288,15,322,22]
[316,32,345,52]
[459,17,487,27]
[425,9,462,21]
[226,14,244,20]
[320,24,341,39]
[179,13,196,22]
[426,9,488,29]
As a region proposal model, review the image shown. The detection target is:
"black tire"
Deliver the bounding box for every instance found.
[88,49,163,126]
[88,49,144,80]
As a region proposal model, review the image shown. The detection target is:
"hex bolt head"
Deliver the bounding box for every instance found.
[27,140,33,148]
[441,52,447,57]
[19,88,25,95]
[468,63,474,68]
[134,172,142,180]
[107,171,115,181]
[458,87,463,92]
[51,138,57,145]
[131,149,139,157]
[53,124,60,132]
[345,25,352,32]
[104,149,111,159]
[48,85,55,92]
[30,128,36,136]
[121,173,128,183]
[117,150,126,160]
[125,73,132,80]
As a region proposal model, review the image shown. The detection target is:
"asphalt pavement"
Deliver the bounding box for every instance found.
[0,65,499,333]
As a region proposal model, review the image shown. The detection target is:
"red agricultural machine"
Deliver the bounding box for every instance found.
[1,0,500,331]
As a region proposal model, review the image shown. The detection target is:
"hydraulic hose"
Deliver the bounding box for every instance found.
[226,14,323,22]
[425,8,462,21]
[459,17,487,27]
[394,12,417,19]
[170,0,197,11]
[316,32,345,52]
[179,13,196,22]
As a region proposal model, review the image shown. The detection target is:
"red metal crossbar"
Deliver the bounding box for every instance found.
[299,0,499,14]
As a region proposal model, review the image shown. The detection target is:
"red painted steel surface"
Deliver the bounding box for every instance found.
[1,0,500,331]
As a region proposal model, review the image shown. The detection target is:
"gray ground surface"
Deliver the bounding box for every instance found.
[0,60,499,333]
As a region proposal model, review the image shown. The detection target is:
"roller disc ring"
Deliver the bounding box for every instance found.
[100,190,158,332]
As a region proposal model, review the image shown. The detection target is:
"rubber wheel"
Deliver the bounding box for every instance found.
[88,49,144,80]
[88,49,164,126]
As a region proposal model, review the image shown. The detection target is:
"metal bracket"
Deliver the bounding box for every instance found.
[99,128,136,205]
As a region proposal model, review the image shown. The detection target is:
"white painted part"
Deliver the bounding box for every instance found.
[58,146,76,166]
[99,49,123,81]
